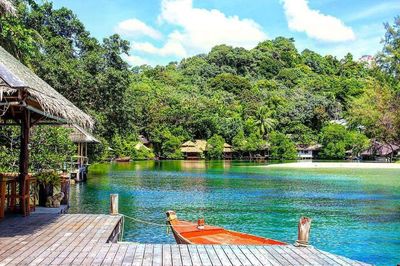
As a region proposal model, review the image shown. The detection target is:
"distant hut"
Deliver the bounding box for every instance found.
[181,140,203,160]
[67,125,99,181]
[361,141,399,162]
[223,143,233,159]
[0,46,92,216]
[296,144,322,160]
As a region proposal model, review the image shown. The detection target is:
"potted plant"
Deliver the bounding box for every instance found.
[36,170,60,207]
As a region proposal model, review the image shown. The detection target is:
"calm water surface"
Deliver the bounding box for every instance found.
[69,161,400,265]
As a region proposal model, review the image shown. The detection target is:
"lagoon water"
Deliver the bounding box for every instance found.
[69,161,400,265]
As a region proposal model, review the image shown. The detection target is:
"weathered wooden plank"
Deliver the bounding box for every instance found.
[187,245,202,266]
[229,245,252,265]
[249,245,279,265]
[142,244,154,266]
[276,245,312,265]
[70,216,115,265]
[153,244,163,266]
[92,243,112,265]
[121,244,137,266]
[170,244,183,266]
[262,246,294,266]
[102,243,120,265]
[196,245,213,266]
[0,213,372,266]
[38,215,94,265]
[0,214,73,262]
[112,243,129,265]
[315,248,355,266]
[286,246,329,265]
[179,245,193,266]
[7,214,85,265]
[275,245,305,265]
[162,244,172,266]
[132,243,145,266]
[213,245,233,266]
[45,215,105,265]
[238,245,263,266]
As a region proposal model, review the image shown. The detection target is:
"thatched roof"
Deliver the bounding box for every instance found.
[223,143,233,153]
[182,140,196,147]
[67,125,99,143]
[296,144,322,151]
[181,140,203,153]
[0,46,93,128]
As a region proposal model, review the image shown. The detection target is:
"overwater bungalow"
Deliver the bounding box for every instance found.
[181,140,234,160]
[223,143,233,159]
[0,46,92,217]
[296,144,322,160]
[67,125,99,182]
[181,140,203,160]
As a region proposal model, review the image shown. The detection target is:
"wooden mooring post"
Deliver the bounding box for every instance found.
[110,194,119,215]
[296,216,312,247]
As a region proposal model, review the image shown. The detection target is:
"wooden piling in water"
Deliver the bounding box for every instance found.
[110,194,119,215]
[296,216,312,246]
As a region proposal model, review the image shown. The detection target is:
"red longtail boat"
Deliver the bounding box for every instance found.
[166,211,286,245]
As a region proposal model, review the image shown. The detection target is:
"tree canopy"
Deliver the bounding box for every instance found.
[0,1,399,166]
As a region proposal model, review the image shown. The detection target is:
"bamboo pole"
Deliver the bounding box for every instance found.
[296,216,312,247]
[110,194,119,215]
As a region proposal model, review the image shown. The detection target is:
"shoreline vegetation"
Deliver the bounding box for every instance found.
[265,161,400,169]
[0,2,400,170]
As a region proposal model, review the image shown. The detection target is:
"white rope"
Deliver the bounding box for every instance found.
[121,213,194,228]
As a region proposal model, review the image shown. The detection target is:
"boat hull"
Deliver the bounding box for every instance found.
[166,211,286,245]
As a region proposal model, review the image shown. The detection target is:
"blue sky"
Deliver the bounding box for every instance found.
[52,0,400,66]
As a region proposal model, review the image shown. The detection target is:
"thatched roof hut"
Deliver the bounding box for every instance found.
[181,141,202,153]
[0,46,93,128]
[0,46,93,216]
[223,143,233,153]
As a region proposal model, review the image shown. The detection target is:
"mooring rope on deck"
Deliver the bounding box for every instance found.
[119,213,196,239]
[120,213,192,227]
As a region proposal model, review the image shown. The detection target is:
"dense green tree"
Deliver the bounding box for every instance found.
[269,132,297,160]
[1,1,398,163]
[206,134,225,159]
[378,16,400,82]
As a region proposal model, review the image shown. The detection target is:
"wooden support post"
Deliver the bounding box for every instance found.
[296,216,312,247]
[18,109,30,216]
[110,194,119,215]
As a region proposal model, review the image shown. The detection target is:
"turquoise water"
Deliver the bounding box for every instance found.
[69,161,400,265]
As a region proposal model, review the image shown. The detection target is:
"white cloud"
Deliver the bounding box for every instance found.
[115,0,267,65]
[115,18,162,39]
[124,54,150,66]
[131,36,187,57]
[281,0,355,42]
[157,0,267,55]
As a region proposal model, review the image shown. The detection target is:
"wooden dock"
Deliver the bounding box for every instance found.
[0,213,370,265]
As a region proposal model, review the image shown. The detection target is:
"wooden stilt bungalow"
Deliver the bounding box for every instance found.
[67,125,99,182]
[181,140,202,160]
[223,143,233,159]
[0,46,92,217]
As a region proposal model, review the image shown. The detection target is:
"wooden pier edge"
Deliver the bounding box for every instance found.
[0,212,371,265]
